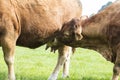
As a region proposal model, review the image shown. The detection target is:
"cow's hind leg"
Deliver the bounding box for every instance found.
[1,36,16,80]
[1,22,18,80]
[48,46,72,80]
[112,46,120,80]
[0,13,19,80]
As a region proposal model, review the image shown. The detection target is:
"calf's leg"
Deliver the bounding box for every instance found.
[112,46,120,80]
[62,47,72,78]
[48,46,72,80]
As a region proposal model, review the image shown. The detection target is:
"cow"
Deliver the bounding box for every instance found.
[0,0,82,80]
[51,0,120,80]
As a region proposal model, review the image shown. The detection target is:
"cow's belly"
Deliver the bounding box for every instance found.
[16,38,45,49]
[16,36,52,48]
[16,29,56,48]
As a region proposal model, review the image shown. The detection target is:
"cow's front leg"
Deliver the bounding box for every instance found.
[1,37,16,80]
[48,46,72,80]
[112,46,120,80]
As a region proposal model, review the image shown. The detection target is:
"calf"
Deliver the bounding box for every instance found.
[56,0,120,80]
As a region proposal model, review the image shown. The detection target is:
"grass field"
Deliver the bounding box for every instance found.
[0,45,114,80]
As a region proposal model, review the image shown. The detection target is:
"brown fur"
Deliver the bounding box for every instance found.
[0,0,82,48]
[57,0,120,80]
[0,0,82,80]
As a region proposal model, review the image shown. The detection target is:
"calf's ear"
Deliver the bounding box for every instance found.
[80,15,88,21]
[80,15,88,26]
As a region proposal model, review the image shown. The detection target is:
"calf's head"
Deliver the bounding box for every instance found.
[46,17,88,51]
[57,18,83,46]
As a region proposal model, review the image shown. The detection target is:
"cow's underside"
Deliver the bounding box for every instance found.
[16,28,58,48]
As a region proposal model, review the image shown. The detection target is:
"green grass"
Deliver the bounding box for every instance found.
[0,45,114,80]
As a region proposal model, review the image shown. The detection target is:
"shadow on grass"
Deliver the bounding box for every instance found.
[0,72,48,80]
[58,76,110,80]
[0,74,110,80]
[16,74,48,80]
[0,72,110,80]
[80,77,109,80]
